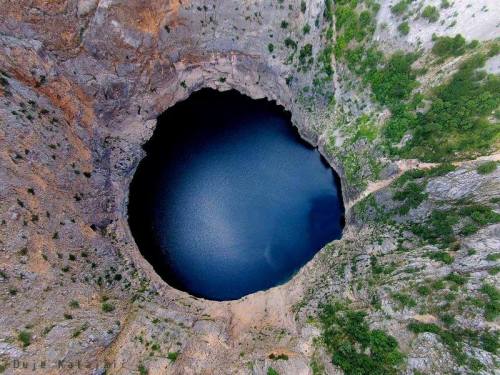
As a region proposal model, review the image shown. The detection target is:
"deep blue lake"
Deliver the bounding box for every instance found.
[128,89,344,301]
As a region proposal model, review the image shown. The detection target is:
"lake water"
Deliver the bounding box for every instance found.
[128,89,344,301]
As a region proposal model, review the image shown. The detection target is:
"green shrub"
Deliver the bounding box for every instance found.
[267,368,279,375]
[168,351,179,362]
[18,330,31,347]
[408,322,441,334]
[269,353,289,360]
[486,253,500,261]
[319,302,405,374]
[284,38,297,49]
[488,42,500,57]
[69,300,80,308]
[393,182,428,214]
[391,0,410,15]
[138,364,148,375]
[101,302,115,313]
[422,6,440,22]
[324,0,334,22]
[432,280,445,290]
[299,44,313,69]
[398,22,410,35]
[268,43,274,53]
[480,331,499,353]
[480,284,499,321]
[441,0,450,8]
[392,292,417,308]
[280,20,289,29]
[444,273,467,286]
[417,285,431,296]
[459,204,500,226]
[432,34,467,57]
[426,164,457,177]
[412,209,459,248]
[428,251,453,264]
[369,52,419,107]
[301,1,306,13]
[477,161,497,174]
[440,313,455,326]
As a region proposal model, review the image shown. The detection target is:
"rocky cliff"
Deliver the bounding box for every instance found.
[0,0,498,374]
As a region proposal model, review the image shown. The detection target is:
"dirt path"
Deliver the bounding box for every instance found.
[347,153,500,209]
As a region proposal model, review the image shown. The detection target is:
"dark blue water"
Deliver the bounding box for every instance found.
[128,89,344,301]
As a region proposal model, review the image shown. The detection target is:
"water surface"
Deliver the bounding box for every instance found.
[128,89,344,300]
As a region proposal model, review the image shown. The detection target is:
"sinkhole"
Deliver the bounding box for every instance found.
[128,89,345,301]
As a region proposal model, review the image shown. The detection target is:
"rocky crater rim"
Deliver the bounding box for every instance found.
[119,80,346,306]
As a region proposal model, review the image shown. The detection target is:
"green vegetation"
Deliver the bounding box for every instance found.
[391,0,411,16]
[167,351,179,362]
[421,6,440,22]
[391,164,456,214]
[298,44,313,71]
[18,330,31,347]
[432,34,467,58]
[444,273,468,286]
[334,0,377,57]
[392,292,417,308]
[477,161,497,174]
[480,331,499,353]
[268,43,274,53]
[427,251,454,264]
[395,164,456,186]
[319,301,405,374]
[441,0,450,8]
[393,181,427,214]
[407,321,497,368]
[269,353,289,360]
[301,1,306,13]
[390,54,500,161]
[398,22,409,36]
[69,300,80,308]
[486,253,500,261]
[284,38,297,49]
[138,364,148,375]
[440,313,455,326]
[410,203,500,249]
[417,285,431,296]
[480,283,499,321]
[101,302,115,312]
[267,368,279,375]
[345,48,419,110]
[72,322,89,338]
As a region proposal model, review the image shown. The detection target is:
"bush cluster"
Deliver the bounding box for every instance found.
[319,301,405,374]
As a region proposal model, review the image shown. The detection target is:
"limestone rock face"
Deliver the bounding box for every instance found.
[0,0,499,374]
